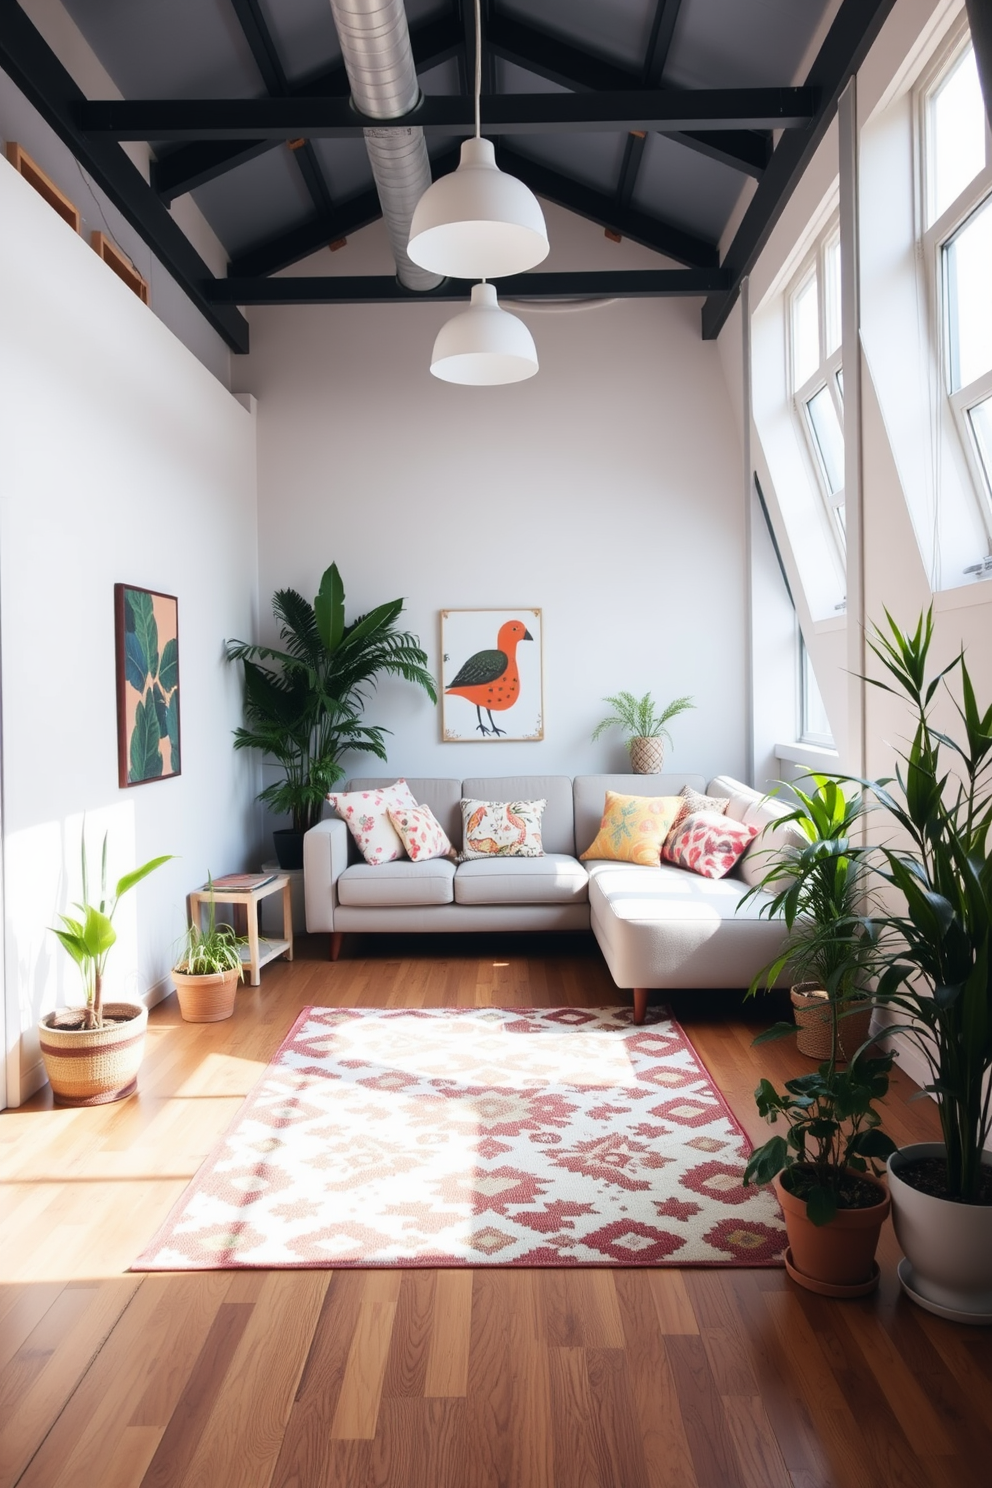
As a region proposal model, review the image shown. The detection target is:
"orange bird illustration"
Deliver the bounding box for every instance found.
[446,620,533,736]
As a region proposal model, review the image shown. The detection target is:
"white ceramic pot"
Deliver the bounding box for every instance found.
[888,1141,992,1324]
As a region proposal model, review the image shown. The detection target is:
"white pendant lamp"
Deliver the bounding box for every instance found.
[430,282,538,385]
[407,0,549,279]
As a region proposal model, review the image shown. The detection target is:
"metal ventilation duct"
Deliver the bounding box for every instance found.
[327,0,442,291]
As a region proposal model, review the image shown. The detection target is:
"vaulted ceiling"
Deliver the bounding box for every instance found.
[0,1,898,352]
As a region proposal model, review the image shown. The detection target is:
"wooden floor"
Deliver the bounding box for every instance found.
[2,931,989,1488]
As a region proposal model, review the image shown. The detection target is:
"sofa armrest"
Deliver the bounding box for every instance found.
[304,818,350,932]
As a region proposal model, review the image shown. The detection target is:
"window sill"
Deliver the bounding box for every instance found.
[933,575,992,612]
[775,741,840,770]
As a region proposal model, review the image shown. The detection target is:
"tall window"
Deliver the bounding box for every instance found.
[788,227,845,556]
[799,633,834,748]
[922,38,992,528]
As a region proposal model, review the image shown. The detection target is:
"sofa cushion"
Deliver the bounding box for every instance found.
[462,776,575,856]
[388,804,455,862]
[337,858,455,907]
[661,810,758,879]
[329,779,417,865]
[573,774,706,865]
[580,791,683,866]
[460,798,546,858]
[737,800,806,888]
[454,854,589,905]
[345,779,463,850]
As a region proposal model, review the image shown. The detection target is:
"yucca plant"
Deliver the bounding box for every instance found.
[227,563,437,834]
[49,831,173,1029]
[591,691,695,750]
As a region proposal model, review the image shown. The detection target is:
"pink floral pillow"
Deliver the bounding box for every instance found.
[387,805,455,863]
[327,780,418,865]
[662,810,758,879]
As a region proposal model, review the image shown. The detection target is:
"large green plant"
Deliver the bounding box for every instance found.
[50,831,172,1029]
[591,691,694,748]
[853,609,992,1203]
[227,563,436,834]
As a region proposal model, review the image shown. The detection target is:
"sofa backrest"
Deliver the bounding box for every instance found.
[573,773,706,858]
[344,778,463,850]
[708,775,802,885]
[462,775,575,856]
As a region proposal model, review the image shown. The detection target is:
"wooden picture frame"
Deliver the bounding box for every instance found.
[440,608,544,742]
[114,584,181,786]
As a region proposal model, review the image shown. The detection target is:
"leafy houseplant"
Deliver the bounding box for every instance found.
[228,563,436,865]
[591,691,695,774]
[172,883,247,1023]
[43,831,172,1105]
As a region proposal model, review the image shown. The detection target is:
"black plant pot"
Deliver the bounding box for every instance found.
[273,829,304,871]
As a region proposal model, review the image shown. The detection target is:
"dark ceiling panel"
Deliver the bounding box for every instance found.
[665,0,833,88]
[632,131,742,240]
[310,138,374,203]
[191,143,316,254]
[498,0,655,74]
[60,0,262,98]
[254,0,341,84]
[496,58,568,96]
[419,57,462,95]
[507,131,629,197]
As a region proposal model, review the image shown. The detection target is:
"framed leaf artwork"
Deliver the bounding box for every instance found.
[440,608,544,742]
[114,584,181,786]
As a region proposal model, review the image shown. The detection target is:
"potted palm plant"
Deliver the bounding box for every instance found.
[228,562,436,867]
[852,610,992,1321]
[44,831,172,1105]
[591,691,695,774]
[172,881,247,1022]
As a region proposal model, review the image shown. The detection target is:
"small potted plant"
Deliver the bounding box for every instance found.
[44,831,172,1105]
[172,882,247,1022]
[591,691,695,774]
[744,1049,897,1295]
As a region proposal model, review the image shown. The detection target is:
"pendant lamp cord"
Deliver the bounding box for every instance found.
[474,0,481,139]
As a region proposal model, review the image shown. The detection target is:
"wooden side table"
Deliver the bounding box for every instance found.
[187,876,294,987]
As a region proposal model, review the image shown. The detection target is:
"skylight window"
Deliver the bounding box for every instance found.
[928,44,986,226]
[945,195,992,391]
[792,273,819,387]
[788,226,845,554]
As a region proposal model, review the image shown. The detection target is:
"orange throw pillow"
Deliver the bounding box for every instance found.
[580,792,683,867]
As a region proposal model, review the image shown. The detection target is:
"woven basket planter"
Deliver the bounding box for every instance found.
[38,1001,148,1106]
[172,967,240,1023]
[791,982,873,1062]
[629,736,665,774]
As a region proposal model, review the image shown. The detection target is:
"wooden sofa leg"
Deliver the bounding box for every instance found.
[632,988,649,1025]
[329,932,343,962]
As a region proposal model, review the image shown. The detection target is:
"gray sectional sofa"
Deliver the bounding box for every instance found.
[304,773,793,1023]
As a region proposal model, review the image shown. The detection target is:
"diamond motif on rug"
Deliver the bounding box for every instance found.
[133,1006,786,1270]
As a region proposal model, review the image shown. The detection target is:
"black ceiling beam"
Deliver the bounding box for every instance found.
[228,0,332,219]
[150,11,463,202]
[210,268,729,304]
[0,0,248,352]
[617,1,684,211]
[486,11,769,180]
[498,147,717,269]
[78,88,816,140]
[965,0,992,136]
[701,0,898,339]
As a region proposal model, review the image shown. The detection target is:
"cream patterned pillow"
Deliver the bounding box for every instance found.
[460,799,546,858]
[328,780,418,865]
[670,783,729,833]
[387,804,455,863]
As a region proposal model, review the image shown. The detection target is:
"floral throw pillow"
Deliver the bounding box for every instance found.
[387,804,455,863]
[662,810,758,879]
[327,779,418,865]
[460,799,546,858]
[580,792,683,867]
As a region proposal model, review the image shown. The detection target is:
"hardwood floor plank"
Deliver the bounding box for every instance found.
[613,1273,698,1488]
[645,1269,699,1335]
[330,1271,402,1440]
[547,1347,600,1488]
[506,1272,554,1488]
[721,1395,795,1488]
[371,1398,465,1488]
[666,1333,747,1488]
[584,1347,652,1488]
[424,1269,472,1398]
[381,1270,435,1400]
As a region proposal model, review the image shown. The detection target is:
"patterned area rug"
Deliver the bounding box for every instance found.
[134,1006,786,1270]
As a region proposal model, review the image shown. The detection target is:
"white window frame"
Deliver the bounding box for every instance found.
[786,224,845,569]
[798,628,835,749]
[917,25,992,542]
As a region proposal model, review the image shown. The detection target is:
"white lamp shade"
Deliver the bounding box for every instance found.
[409,137,549,279]
[430,282,538,385]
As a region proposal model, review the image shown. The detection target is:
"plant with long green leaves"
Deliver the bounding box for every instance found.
[849,608,992,1203]
[227,563,437,834]
[591,691,695,749]
[743,1053,897,1225]
[174,880,246,978]
[742,774,881,1063]
[49,831,173,1030]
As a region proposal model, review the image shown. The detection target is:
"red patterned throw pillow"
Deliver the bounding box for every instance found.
[662,810,758,879]
[387,804,455,863]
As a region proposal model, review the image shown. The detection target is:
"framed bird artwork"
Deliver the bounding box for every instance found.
[440,608,544,742]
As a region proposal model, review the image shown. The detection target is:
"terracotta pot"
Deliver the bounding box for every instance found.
[790,983,873,1062]
[629,736,664,774]
[887,1142,992,1323]
[172,966,240,1023]
[774,1168,889,1295]
[38,1001,148,1106]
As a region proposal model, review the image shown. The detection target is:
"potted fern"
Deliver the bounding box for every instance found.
[172,882,248,1022]
[591,691,695,774]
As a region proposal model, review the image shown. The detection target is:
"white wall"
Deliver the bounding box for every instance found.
[0,158,259,1105]
[237,212,748,800]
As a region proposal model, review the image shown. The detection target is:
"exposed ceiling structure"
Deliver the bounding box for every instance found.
[0,0,899,352]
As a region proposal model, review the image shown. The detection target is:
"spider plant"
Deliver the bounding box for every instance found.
[591,691,695,749]
[174,881,246,978]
